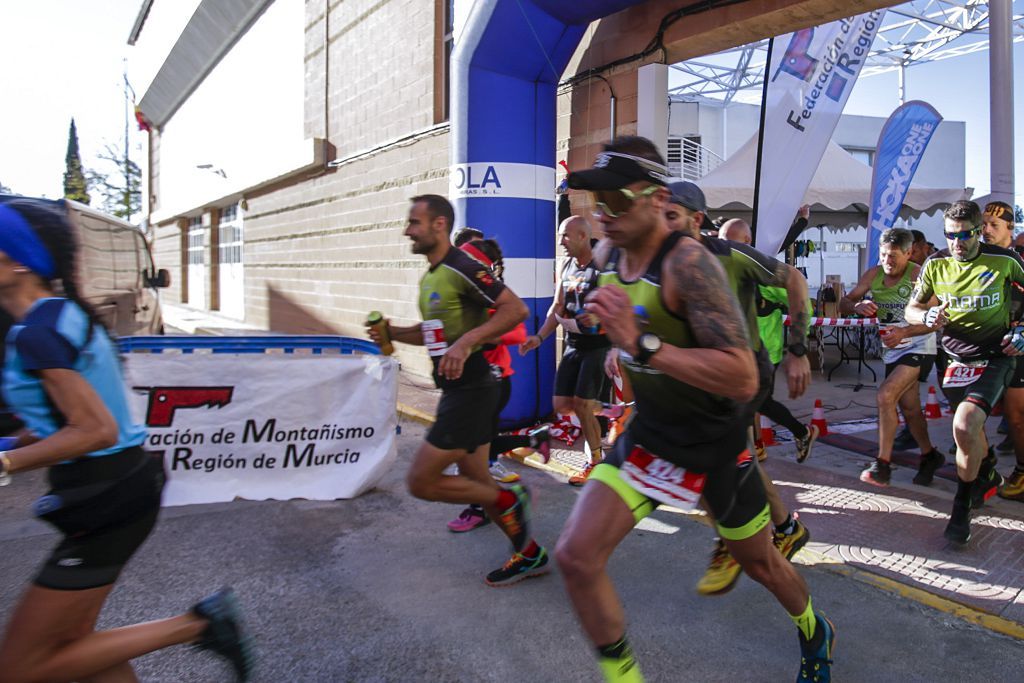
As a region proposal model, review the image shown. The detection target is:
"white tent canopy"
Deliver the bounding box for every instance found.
[696,134,970,229]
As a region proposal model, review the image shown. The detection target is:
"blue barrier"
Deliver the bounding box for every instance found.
[451,0,647,427]
[119,335,381,356]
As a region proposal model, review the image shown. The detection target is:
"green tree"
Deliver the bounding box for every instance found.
[86,143,141,219]
[63,118,90,204]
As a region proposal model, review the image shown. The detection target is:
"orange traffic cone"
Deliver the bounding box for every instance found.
[760,414,778,446]
[923,386,943,420]
[811,399,829,436]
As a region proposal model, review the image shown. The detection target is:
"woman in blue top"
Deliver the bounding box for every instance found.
[0,198,251,682]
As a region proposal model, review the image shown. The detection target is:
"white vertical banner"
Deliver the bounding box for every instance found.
[754,10,885,256]
[125,354,399,506]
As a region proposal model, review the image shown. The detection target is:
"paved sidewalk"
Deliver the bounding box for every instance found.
[401,356,1024,638]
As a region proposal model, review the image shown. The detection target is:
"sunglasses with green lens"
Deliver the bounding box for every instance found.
[590,185,661,218]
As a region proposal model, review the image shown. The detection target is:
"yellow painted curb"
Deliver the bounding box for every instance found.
[825,564,1024,641]
[396,402,435,427]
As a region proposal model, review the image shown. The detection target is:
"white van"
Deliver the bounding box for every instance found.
[65,199,170,336]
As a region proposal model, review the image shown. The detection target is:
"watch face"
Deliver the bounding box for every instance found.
[641,334,661,352]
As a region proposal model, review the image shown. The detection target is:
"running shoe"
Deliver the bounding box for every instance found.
[529,426,552,464]
[774,520,810,560]
[859,459,891,487]
[484,547,550,586]
[912,449,945,486]
[489,461,520,484]
[797,614,835,683]
[696,539,742,596]
[795,424,820,463]
[995,434,1015,455]
[998,468,1024,501]
[598,646,644,683]
[892,426,915,452]
[604,405,633,447]
[447,506,490,533]
[192,588,253,682]
[569,462,595,487]
[971,455,1003,508]
[496,483,531,551]
[944,500,971,544]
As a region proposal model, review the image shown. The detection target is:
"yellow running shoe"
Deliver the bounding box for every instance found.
[773,520,810,560]
[999,468,1024,501]
[598,652,645,683]
[696,539,743,595]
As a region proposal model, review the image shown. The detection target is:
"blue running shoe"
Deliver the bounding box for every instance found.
[797,614,835,683]
[192,588,254,682]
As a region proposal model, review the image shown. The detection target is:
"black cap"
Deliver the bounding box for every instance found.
[567,152,668,191]
[667,181,707,212]
[667,180,717,233]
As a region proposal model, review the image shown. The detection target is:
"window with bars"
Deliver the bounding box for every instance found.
[187,216,205,265]
[219,204,243,265]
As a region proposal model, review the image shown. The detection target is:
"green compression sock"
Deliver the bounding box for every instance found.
[791,598,817,642]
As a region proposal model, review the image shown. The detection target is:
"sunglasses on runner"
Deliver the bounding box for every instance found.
[590,185,661,218]
[943,228,980,241]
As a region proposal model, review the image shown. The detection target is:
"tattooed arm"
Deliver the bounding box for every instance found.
[588,238,756,402]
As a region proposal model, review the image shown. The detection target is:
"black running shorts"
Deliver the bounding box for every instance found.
[427,379,500,452]
[35,447,165,590]
[942,355,1015,415]
[597,430,770,540]
[1009,357,1024,389]
[884,353,936,381]
[554,345,609,401]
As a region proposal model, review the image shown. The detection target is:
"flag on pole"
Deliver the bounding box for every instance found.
[753,10,885,255]
[866,101,943,265]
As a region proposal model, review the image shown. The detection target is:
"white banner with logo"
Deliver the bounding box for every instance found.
[449,162,556,201]
[754,10,885,256]
[125,353,399,506]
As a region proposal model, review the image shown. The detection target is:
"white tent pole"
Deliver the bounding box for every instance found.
[989,0,1015,204]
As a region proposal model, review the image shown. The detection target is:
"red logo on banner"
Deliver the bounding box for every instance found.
[136,386,234,427]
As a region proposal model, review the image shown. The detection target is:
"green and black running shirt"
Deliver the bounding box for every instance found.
[597,232,743,463]
[701,237,784,352]
[915,243,1024,360]
[418,246,506,389]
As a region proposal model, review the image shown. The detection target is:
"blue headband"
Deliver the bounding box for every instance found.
[0,204,56,279]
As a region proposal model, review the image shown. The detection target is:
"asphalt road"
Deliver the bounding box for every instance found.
[1,420,1022,682]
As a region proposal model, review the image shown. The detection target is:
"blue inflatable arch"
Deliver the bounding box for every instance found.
[450,0,649,426]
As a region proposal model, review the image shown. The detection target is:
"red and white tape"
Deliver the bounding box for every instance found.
[782,316,879,327]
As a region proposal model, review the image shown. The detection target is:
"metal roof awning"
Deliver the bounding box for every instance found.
[135,0,273,130]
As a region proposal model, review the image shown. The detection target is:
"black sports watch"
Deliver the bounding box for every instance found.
[634,332,663,365]
[787,342,808,357]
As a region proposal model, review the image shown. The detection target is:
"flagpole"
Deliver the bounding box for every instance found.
[750,37,774,248]
[123,60,131,219]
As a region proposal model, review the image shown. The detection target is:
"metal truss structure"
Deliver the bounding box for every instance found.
[669,0,1024,103]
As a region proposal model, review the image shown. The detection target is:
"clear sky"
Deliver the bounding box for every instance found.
[0,0,142,199]
[1,1,1021,210]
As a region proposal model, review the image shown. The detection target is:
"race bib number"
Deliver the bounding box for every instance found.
[619,445,706,510]
[422,319,449,357]
[943,360,988,389]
